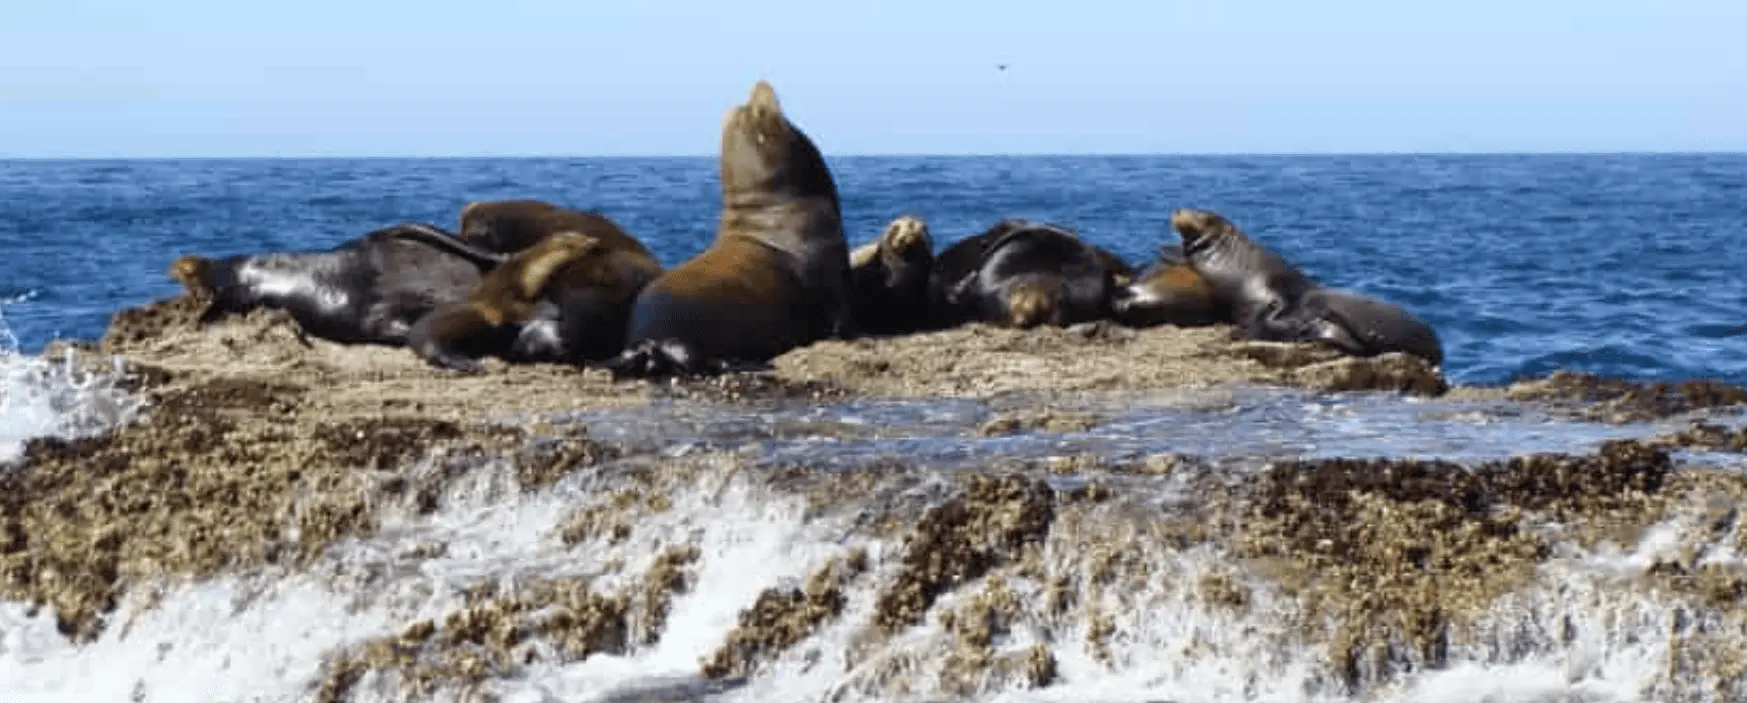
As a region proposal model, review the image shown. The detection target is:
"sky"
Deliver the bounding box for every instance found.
[2,0,1745,158]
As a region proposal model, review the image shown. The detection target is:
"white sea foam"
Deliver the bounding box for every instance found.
[0,294,143,464]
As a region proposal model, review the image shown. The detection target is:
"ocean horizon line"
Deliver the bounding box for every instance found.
[3,149,1746,163]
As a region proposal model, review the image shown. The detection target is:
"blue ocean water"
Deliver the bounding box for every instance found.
[1,154,1743,387]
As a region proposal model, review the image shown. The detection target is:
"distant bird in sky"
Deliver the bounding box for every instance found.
[996,64,1008,72]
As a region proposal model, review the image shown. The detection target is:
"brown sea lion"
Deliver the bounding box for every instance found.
[927,218,1124,330]
[401,206,668,363]
[167,222,503,346]
[607,80,852,378]
[536,234,667,363]
[848,214,936,336]
[406,231,603,372]
[457,199,652,257]
[1171,207,1443,365]
[1110,243,1227,327]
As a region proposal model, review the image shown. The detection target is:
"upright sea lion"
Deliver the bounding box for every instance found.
[1110,243,1227,328]
[848,214,936,336]
[607,80,852,378]
[1170,207,1443,365]
[1168,207,1316,340]
[928,218,1123,330]
[457,199,651,257]
[168,222,505,346]
[406,231,602,372]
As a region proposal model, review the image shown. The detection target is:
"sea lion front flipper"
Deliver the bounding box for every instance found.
[606,339,738,380]
[505,319,568,364]
[1308,320,1371,357]
[193,301,224,328]
[1238,298,1308,343]
[274,317,316,349]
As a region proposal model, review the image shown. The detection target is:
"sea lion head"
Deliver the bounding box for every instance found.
[1169,208,1239,256]
[168,255,215,294]
[1006,279,1062,329]
[719,80,838,206]
[880,215,933,261]
[459,200,483,224]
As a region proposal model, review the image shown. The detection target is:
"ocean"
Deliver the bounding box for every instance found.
[3,154,1746,386]
[3,154,1747,703]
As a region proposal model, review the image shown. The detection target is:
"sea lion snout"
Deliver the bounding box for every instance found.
[883,215,932,256]
[748,80,780,112]
[168,255,213,292]
[1169,207,1226,245]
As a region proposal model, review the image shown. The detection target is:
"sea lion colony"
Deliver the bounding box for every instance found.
[165,80,1444,379]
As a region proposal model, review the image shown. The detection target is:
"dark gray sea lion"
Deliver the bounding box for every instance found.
[606,80,852,378]
[167,222,504,346]
[1289,286,1445,366]
[1091,245,1137,287]
[1110,243,1226,328]
[457,199,650,257]
[1168,207,1316,339]
[406,231,602,372]
[848,214,936,336]
[1170,207,1443,365]
[927,218,1124,329]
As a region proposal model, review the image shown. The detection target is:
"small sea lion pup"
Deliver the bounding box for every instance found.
[1109,243,1227,328]
[927,218,1125,330]
[167,222,505,346]
[457,199,651,256]
[1170,207,1444,365]
[848,214,936,336]
[406,231,603,372]
[607,80,853,378]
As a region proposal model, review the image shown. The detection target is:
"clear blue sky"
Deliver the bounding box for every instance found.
[2,0,1744,158]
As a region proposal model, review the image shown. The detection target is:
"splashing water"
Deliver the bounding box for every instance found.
[2,446,1742,703]
[0,294,145,464]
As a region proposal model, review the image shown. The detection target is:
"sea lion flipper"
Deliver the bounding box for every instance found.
[194,299,230,328]
[383,222,510,269]
[606,339,741,380]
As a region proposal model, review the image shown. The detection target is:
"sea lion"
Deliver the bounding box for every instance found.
[1109,243,1226,328]
[1289,286,1445,366]
[412,205,668,362]
[848,214,936,336]
[1170,207,1443,364]
[168,222,505,346]
[1091,245,1137,287]
[1168,207,1316,341]
[457,199,651,257]
[406,231,602,372]
[607,80,852,378]
[928,218,1123,329]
